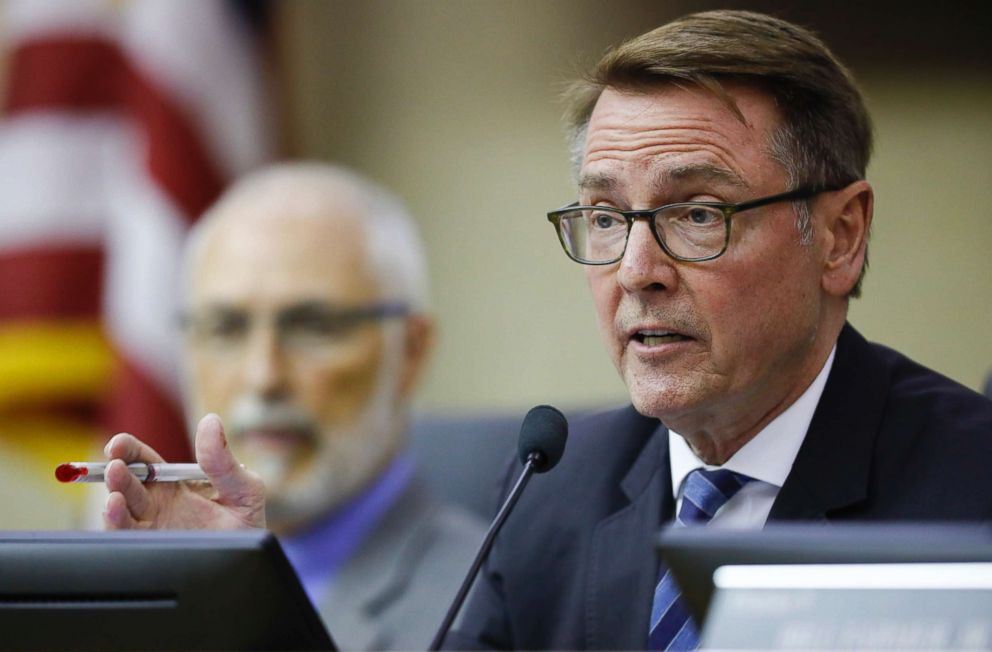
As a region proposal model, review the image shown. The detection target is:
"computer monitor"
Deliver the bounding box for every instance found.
[0,530,337,651]
[657,523,992,626]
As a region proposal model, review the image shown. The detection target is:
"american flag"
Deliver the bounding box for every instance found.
[0,0,274,526]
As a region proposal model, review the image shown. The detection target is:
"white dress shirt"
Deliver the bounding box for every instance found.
[668,347,836,528]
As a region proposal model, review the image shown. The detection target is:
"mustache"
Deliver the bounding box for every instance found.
[615,308,705,339]
[227,397,318,440]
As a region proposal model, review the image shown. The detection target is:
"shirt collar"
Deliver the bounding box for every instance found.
[669,346,836,496]
[279,451,414,601]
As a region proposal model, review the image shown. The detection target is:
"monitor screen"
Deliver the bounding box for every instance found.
[657,523,992,626]
[0,530,337,651]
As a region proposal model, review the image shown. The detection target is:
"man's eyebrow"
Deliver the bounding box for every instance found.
[277,301,337,320]
[277,301,384,322]
[179,303,246,329]
[579,164,750,196]
[577,173,617,192]
[661,163,750,190]
[188,303,244,317]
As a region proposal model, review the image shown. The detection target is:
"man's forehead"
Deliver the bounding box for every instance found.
[190,212,380,304]
[578,83,782,196]
[216,204,361,239]
[590,80,760,130]
[200,211,365,265]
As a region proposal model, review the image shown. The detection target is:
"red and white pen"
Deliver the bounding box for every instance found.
[55,462,207,483]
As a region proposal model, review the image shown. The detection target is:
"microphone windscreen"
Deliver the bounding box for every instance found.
[517,405,568,473]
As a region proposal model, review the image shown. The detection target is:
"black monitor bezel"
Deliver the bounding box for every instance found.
[0,529,336,651]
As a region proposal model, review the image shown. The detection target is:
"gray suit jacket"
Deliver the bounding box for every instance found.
[318,478,486,651]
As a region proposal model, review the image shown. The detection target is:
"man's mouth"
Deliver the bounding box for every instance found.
[632,329,693,346]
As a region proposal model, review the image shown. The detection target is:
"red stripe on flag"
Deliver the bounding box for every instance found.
[125,78,225,221]
[1,36,123,112]
[104,355,193,463]
[4,36,225,221]
[0,246,104,320]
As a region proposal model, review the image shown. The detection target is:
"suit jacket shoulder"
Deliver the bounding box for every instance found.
[771,323,992,521]
[320,479,486,651]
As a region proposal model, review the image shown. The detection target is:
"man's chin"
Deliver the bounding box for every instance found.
[234,432,313,464]
[235,430,314,455]
[627,377,700,422]
[265,476,345,533]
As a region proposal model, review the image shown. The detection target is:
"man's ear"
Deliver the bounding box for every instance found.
[819,180,873,297]
[397,314,434,399]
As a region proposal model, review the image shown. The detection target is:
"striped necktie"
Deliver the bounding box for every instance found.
[648,468,754,650]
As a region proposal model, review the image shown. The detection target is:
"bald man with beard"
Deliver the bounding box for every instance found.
[107,162,484,651]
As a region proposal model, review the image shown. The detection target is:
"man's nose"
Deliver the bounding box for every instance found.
[616,219,678,293]
[242,325,288,400]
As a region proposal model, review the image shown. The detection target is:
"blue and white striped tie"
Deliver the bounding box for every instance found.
[648,468,754,650]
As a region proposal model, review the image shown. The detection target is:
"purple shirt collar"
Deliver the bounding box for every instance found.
[279,452,415,606]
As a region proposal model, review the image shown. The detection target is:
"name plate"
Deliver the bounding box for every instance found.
[702,563,992,650]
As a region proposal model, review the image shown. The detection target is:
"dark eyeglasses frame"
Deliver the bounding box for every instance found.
[179,301,410,341]
[546,186,837,265]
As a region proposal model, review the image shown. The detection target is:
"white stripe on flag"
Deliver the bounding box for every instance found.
[121,0,273,179]
[0,115,125,248]
[101,122,188,396]
[2,0,116,42]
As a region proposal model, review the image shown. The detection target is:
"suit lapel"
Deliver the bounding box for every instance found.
[578,324,889,648]
[770,324,891,521]
[586,409,672,650]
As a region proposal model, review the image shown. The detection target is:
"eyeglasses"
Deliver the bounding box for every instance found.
[181,301,409,352]
[546,187,834,265]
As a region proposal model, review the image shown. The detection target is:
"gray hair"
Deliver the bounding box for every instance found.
[184,161,431,313]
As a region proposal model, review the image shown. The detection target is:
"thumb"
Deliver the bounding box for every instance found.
[194,414,265,516]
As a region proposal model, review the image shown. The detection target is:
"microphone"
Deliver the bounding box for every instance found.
[427,405,568,651]
[516,404,568,472]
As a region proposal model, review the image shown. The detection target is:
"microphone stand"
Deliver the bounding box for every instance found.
[427,451,544,651]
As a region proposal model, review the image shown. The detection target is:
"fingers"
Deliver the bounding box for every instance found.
[104,458,153,520]
[194,414,266,524]
[104,432,166,465]
[101,432,170,530]
[103,491,138,529]
[101,432,163,529]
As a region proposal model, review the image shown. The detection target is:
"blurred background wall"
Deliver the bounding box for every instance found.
[276,0,992,412]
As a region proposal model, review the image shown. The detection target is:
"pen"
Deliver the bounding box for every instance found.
[55,462,207,483]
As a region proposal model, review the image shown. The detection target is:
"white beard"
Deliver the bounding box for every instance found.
[190,321,407,533]
[249,386,401,531]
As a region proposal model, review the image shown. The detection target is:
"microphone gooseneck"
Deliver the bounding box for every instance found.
[427,404,569,651]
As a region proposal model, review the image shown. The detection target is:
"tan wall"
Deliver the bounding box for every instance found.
[280,1,992,413]
[849,75,992,391]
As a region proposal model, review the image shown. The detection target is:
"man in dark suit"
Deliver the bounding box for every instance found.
[449,322,992,650]
[444,9,992,650]
[101,9,992,651]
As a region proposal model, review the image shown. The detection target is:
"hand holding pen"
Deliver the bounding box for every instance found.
[91,414,267,531]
